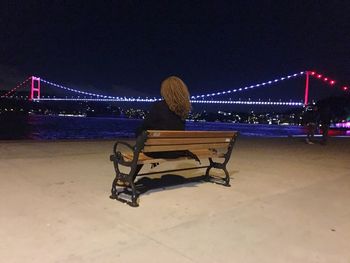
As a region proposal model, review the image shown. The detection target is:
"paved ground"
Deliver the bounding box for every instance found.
[1,137,350,263]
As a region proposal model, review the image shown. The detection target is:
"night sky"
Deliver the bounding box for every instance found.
[1,1,349,100]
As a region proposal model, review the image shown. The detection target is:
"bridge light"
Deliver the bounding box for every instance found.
[324,78,328,81]
[311,71,316,75]
[343,86,348,91]
[317,74,322,78]
[330,80,335,85]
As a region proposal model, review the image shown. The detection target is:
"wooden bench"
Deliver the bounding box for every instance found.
[109,130,238,207]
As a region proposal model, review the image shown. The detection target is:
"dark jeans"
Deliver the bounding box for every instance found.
[321,124,330,143]
[306,123,316,140]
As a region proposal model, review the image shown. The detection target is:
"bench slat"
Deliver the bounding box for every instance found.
[143,142,229,152]
[145,137,233,145]
[147,130,237,138]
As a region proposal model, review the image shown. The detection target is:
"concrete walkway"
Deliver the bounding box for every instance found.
[1,138,349,263]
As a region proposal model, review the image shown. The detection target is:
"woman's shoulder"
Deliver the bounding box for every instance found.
[149,100,180,119]
[150,100,168,110]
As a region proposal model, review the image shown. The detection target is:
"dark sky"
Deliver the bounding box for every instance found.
[1,0,349,100]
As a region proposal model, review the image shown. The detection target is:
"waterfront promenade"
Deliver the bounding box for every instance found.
[1,138,350,263]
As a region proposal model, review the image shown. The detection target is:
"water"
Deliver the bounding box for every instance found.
[0,114,348,140]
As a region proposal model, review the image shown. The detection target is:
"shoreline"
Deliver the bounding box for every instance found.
[1,133,350,144]
[1,114,350,140]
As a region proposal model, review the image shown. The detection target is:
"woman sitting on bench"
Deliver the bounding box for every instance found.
[136,75,191,141]
[133,76,194,175]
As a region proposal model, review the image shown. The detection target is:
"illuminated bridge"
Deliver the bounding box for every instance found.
[1,70,348,107]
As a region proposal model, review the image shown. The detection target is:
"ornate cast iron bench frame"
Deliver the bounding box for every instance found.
[109,130,238,207]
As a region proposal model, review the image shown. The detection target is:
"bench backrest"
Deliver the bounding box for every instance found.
[142,130,238,153]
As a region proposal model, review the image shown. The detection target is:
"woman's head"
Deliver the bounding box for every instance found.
[160,76,191,119]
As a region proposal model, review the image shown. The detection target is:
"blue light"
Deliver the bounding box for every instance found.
[31,73,307,105]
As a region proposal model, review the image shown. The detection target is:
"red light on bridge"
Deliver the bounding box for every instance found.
[343,86,348,91]
[330,80,335,85]
[317,74,322,78]
[310,71,316,75]
[324,77,328,81]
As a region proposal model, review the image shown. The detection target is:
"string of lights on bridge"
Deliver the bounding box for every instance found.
[191,71,306,99]
[38,72,308,106]
[39,72,306,100]
[309,71,348,91]
[1,70,348,106]
[0,77,31,98]
[37,97,303,106]
[38,77,304,105]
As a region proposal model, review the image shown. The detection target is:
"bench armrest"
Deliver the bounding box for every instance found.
[111,134,147,166]
[112,140,134,155]
[111,141,136,165]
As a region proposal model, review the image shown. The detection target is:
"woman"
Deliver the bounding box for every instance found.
[136,75,191,136]
[129,76,193,182]
[303,104,318,144]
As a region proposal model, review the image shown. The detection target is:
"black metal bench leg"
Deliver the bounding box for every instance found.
[109,134,146,206]
[223,167,231,187]
[205,166,212,181]
[129,180,139,207]
[110,177,119,198]
[109,162,142,206]
[205,158,231,187]
[110,160,121,199]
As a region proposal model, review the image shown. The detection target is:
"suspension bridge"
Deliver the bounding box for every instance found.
[1,70,348,107]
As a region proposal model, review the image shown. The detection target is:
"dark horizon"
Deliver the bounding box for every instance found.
[1,1,349,100]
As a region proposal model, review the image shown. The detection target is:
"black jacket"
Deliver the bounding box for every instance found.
[303,109,318,125]
[135,100,185,137]
[136,100,195,160]
[319,106,331,126]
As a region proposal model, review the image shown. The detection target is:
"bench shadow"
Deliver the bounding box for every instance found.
[133,169,240,195]
[114,169,240,205]
[134,174,206,195]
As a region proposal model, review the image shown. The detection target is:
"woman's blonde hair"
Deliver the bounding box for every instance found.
[160,76,191,120]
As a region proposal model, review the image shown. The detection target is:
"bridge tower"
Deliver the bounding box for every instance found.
[304,71,310,105]
[30,76,41,100]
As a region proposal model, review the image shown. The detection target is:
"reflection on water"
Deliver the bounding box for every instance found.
[0,115,140,140]
[0,114,348,140]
